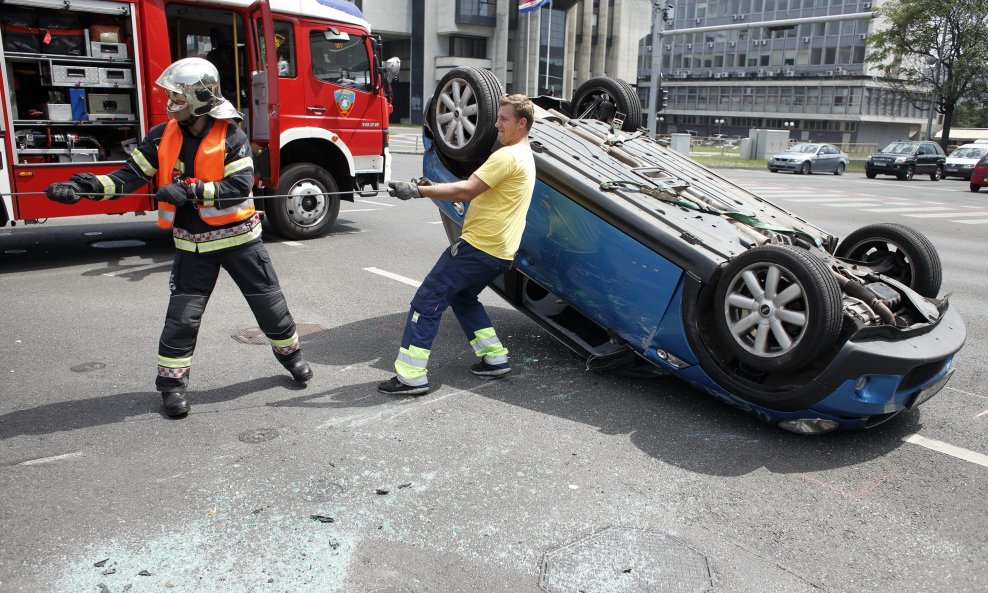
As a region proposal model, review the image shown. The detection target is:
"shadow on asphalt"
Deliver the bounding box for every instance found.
[1,308,920,476]
[289,309,922,478]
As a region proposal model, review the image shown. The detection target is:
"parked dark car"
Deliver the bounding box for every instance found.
[970,153,988,192]
[422,67,964,434]
[865,141,946,181]
[767,143,850,175]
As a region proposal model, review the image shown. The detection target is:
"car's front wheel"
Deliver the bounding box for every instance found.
[769,168,779,173]
[930,165,943,181]
[713,245,843,373]
[972,183,982,193]
[428,66,505,164]
[800,161,811,175]
[866,168,876,179]
[835,223,942,298]
[899,165,914,181]
[834,162,846,176]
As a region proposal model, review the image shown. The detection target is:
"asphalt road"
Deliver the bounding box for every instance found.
[0,155,985,593]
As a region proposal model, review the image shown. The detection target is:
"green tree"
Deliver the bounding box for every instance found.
[866,0,988,150]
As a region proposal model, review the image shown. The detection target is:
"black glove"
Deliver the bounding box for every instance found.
[46,182,82,204]
[155,183,189,208]
[70,173,103,198]
[388,180,421,201]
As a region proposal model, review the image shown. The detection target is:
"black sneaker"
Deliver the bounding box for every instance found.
[377,376,429,396]
[470,360,511,377]
[161,392,190,418]
[286,360,313,383]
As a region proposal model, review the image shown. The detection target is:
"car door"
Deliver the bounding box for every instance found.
[817,145,836,172]
[916,144,932,173]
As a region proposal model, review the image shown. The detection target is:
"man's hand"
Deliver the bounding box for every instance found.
[387,180,421,201]
[414,177,434,187]
[155,183,189,208]
[70,173,103,198]
[46,182,82,204]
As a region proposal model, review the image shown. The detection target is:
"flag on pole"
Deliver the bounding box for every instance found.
[519,0,548,15]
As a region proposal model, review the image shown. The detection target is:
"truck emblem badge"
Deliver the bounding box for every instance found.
[335,90,356,117]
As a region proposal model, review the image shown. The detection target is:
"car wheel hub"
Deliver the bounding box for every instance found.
[287,180,327,227]
[436,79,478,149]
[724,264,808,358]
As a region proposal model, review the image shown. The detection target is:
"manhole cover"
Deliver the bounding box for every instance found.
[238,428,279,444]
[233,323,328,345]
[91,239,147,249]
[540,527,713,593]
[71,362,106,373]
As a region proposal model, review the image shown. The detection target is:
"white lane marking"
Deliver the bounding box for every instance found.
[786,196,881,202]
[102,262,168,277]
[341,208,379,212]
[19,451,83,466]
[904,211,988,219]
[904,434,988,468]
[363,267,422,288]
[361,200,396,207]
[427,221,443,225]
[977,410,988,418]
[956,218,988,224]
[819,201,883,207]
[859,206,953,213]
[282,241,304,247]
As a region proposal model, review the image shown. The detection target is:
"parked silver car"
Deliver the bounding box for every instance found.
[768,143,850,175]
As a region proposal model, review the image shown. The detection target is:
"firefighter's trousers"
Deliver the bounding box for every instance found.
[156,241,302,393]
[395,240,512,385]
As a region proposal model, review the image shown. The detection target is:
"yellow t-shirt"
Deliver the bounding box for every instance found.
[461,142,536,260]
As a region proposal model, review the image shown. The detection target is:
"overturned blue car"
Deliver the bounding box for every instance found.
[422,67,965,434]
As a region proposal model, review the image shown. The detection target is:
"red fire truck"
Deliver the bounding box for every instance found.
[0,0,398,239]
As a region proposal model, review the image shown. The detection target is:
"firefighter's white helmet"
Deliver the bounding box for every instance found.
[155,57,240,121]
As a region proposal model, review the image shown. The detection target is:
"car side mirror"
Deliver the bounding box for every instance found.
[383,57,401,82]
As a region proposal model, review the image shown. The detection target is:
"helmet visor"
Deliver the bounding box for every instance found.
[165,89,190,113]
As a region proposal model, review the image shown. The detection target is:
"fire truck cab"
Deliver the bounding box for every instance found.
[0,0,398,239]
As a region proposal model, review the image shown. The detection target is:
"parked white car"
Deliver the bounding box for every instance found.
[944,141,988,180]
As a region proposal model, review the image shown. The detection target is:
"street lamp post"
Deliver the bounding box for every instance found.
[715,118,726,154]
[785,121,796,143]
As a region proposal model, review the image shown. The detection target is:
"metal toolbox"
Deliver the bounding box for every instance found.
[43,103,73,121]
[97,67,134,88]
[87,92,134,120]
[43,64,100,87]
[19,148,100,163]
[89,41,128,60]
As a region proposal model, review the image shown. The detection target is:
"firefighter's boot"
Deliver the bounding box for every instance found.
[286,360,313,383]
[161,392,190,418]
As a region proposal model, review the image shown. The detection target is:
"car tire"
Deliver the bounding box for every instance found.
[865,168,876,179]
[899,165,914,181]
[800,161,811,175]
[713,245,843,373]
[570,76,642,132]
[769,168,778,173]
[971,183,982,192]
[265,163,340,240]
[428,66,505,164]
[834,162,846,176]
[930,165,943,181]
[835,223,942,298]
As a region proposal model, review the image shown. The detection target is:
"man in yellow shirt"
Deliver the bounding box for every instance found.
[380,94,536,395]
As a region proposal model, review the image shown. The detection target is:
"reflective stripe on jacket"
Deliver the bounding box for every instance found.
[156,119,255,229]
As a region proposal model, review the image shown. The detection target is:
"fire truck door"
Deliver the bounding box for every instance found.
[303,24,383,160]
[249,0,280,183]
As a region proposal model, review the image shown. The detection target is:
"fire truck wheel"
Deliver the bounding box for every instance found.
[266,163,340,240]
[428,66,505,163]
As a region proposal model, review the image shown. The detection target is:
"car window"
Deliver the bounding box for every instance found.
[310,31,372,91]
[917,145,928,155]
[951,147,988,158]
[880,142,916,154]
[933,144,945,155]
[822,146,837,154]
[790,144,818,153]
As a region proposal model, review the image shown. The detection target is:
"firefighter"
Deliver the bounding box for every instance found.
[45,57,312,418]
[378,94,536,395]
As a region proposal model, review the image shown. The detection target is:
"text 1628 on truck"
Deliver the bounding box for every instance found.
[0,0,400,239]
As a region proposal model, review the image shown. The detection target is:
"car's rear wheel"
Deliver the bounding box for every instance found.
[800,161,811,175]
[865,168,877,179]
[570,76,642,132]
[835,223,942,298]
[834,162,846,176]
[972,183,982,192]
[930,165,943,181]
[713,245,843,373]
[428,67,505,164]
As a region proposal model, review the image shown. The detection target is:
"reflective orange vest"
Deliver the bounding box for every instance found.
[156,119,254,229]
